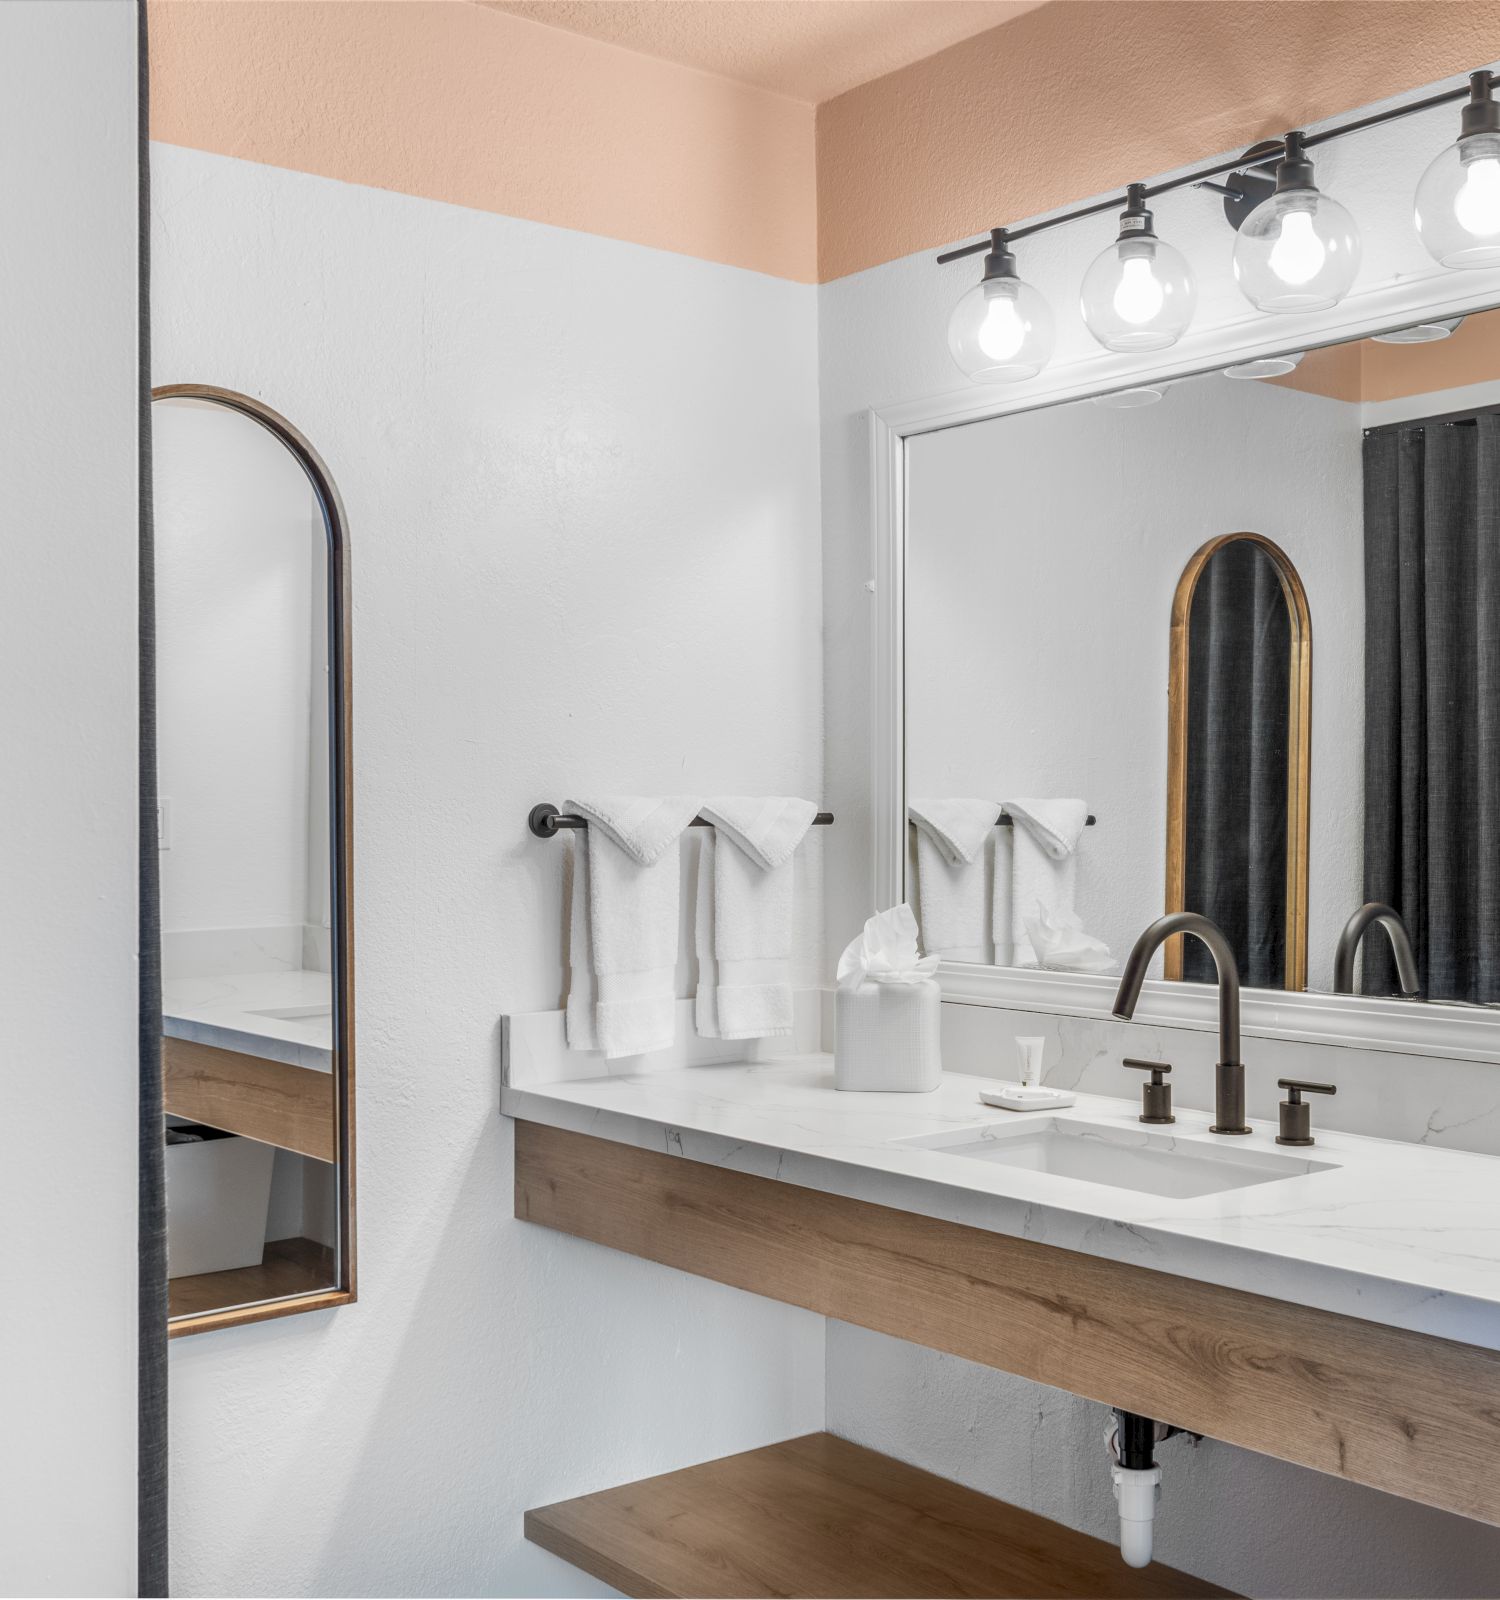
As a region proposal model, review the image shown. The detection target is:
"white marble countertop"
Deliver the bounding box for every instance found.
[164,969,333,1072]
[502,1055,1500,1350]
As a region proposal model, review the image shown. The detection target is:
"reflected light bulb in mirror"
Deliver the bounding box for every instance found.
[1113,256,1166,325]
[977,288,1027,361]
[1267,207,1327,286]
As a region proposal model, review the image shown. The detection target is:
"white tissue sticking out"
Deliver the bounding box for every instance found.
[1023,902,1116,974]
[837,904,941,990]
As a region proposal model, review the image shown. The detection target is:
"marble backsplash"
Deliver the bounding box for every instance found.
[939,999,1500,1157]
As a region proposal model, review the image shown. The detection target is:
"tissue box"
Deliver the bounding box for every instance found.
[834,978,941,1092]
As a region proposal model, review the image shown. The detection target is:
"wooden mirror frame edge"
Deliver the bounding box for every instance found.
[1164,531,1312,991]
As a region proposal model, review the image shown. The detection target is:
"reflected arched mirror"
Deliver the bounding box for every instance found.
[1166,533,1310,991]
[153,386,354,1335]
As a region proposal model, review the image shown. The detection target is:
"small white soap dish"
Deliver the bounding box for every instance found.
[980,1083,1077,1112]
[981,1036,1075,1111]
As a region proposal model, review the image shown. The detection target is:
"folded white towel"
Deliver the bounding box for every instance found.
[564,795,702,1058]
[908,799,1001,963]
[1003,798,1090,967]
[695,796,817,1040]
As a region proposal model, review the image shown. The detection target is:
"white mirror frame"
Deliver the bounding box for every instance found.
[872,271,1500,1065]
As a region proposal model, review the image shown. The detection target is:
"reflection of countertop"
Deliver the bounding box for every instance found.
[502,1052,1500,1351]
[163,970,333,1072]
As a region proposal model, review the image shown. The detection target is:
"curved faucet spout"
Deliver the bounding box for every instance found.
[1112,912,1249,1134]
[1333,903,1421,998]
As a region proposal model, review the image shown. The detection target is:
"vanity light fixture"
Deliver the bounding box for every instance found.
[1371,316,1466,344]
[946,229,1055,382]
[1080,186,1197,351]
[1223,352,1304,379]
[936,66,1499,386]
[1232,132,1361,312]
[1416,72,1500,268]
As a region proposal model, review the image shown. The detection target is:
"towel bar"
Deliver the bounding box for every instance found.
[529,804,835,840]
[994,811,1097,827]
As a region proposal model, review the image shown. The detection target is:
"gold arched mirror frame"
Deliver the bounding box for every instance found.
[1164,532,1311,990]
[153,383,356,1336]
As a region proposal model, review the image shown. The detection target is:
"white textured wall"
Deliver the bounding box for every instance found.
[0,3,139,1594]
[819,87,1500,1600]
[154,398,320,945]
[153,145,825,1597]
[905,374,1364,989]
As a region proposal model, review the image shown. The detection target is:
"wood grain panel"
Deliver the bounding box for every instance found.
[164,1035,334,1162]
[516,1121,1500,1527]
[526,1432,1234,1599]
[168,1236,335,1323]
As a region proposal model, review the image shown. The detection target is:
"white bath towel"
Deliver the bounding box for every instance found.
[564,795,702,1058]
[695,796,817,1040]
[1003,798,1090,967]
[908,799,1001,963]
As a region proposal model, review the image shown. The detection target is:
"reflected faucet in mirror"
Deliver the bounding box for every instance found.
[1333,902,1421,998]
[1112,912,1251,1135]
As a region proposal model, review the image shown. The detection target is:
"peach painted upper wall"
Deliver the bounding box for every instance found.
[148,0,817,283]
[816,1,1500,282]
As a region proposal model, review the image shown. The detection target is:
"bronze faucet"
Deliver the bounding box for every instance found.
[1112,912,1250,1134]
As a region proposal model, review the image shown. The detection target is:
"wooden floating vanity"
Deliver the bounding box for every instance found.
[526,1431,1231,1599]
[505,1043,1500,1529]
[165,1035,334,1163]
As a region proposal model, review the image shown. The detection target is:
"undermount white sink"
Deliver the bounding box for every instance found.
[895,1117,1336,1199]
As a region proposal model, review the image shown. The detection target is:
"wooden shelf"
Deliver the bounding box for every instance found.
[168,1236,334,1326]
[525,1432,1233,1600]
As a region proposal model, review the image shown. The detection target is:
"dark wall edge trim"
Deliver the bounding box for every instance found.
[137,0,169,1593]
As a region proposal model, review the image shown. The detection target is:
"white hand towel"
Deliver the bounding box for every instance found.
[693,830,720,1040]
[696,796,817,1040]
[1003,798,1090,967]
[908,799,1001,963]
[564,795,702,1058]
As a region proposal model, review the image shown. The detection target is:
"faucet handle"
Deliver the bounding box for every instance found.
[1276,1078,1336,1147]
[1123,1058,1174,1125]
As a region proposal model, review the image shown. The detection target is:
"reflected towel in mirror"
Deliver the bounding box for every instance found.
[1003,799,1090,966]
[908,799,1001,963]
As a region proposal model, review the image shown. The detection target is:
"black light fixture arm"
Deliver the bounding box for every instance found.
[936,69,1496,266]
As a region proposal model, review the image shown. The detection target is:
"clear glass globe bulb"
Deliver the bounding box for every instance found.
[1415,133,1500,268]
[948,275,1055,382]
[1232,188,1361,312]
[1079,234,1196,352]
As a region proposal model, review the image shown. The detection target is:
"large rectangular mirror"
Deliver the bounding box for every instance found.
[904,307,1500,1007]
[153,386,355,1335]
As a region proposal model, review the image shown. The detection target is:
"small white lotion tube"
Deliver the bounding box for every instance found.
[1015,1035,1046,1088]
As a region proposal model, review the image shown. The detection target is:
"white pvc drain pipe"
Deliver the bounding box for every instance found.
[1112,1461,1163,1568]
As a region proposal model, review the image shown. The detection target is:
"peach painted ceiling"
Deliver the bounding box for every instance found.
[478,0,1046,104]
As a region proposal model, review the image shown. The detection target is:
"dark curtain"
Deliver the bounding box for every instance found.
[1183,541,1291,988]
[1363,414,1500,1004]
[138,2,169,1592]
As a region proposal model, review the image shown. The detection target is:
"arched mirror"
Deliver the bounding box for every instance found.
[153,386,354,1335]
[1165,533,1311,991]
